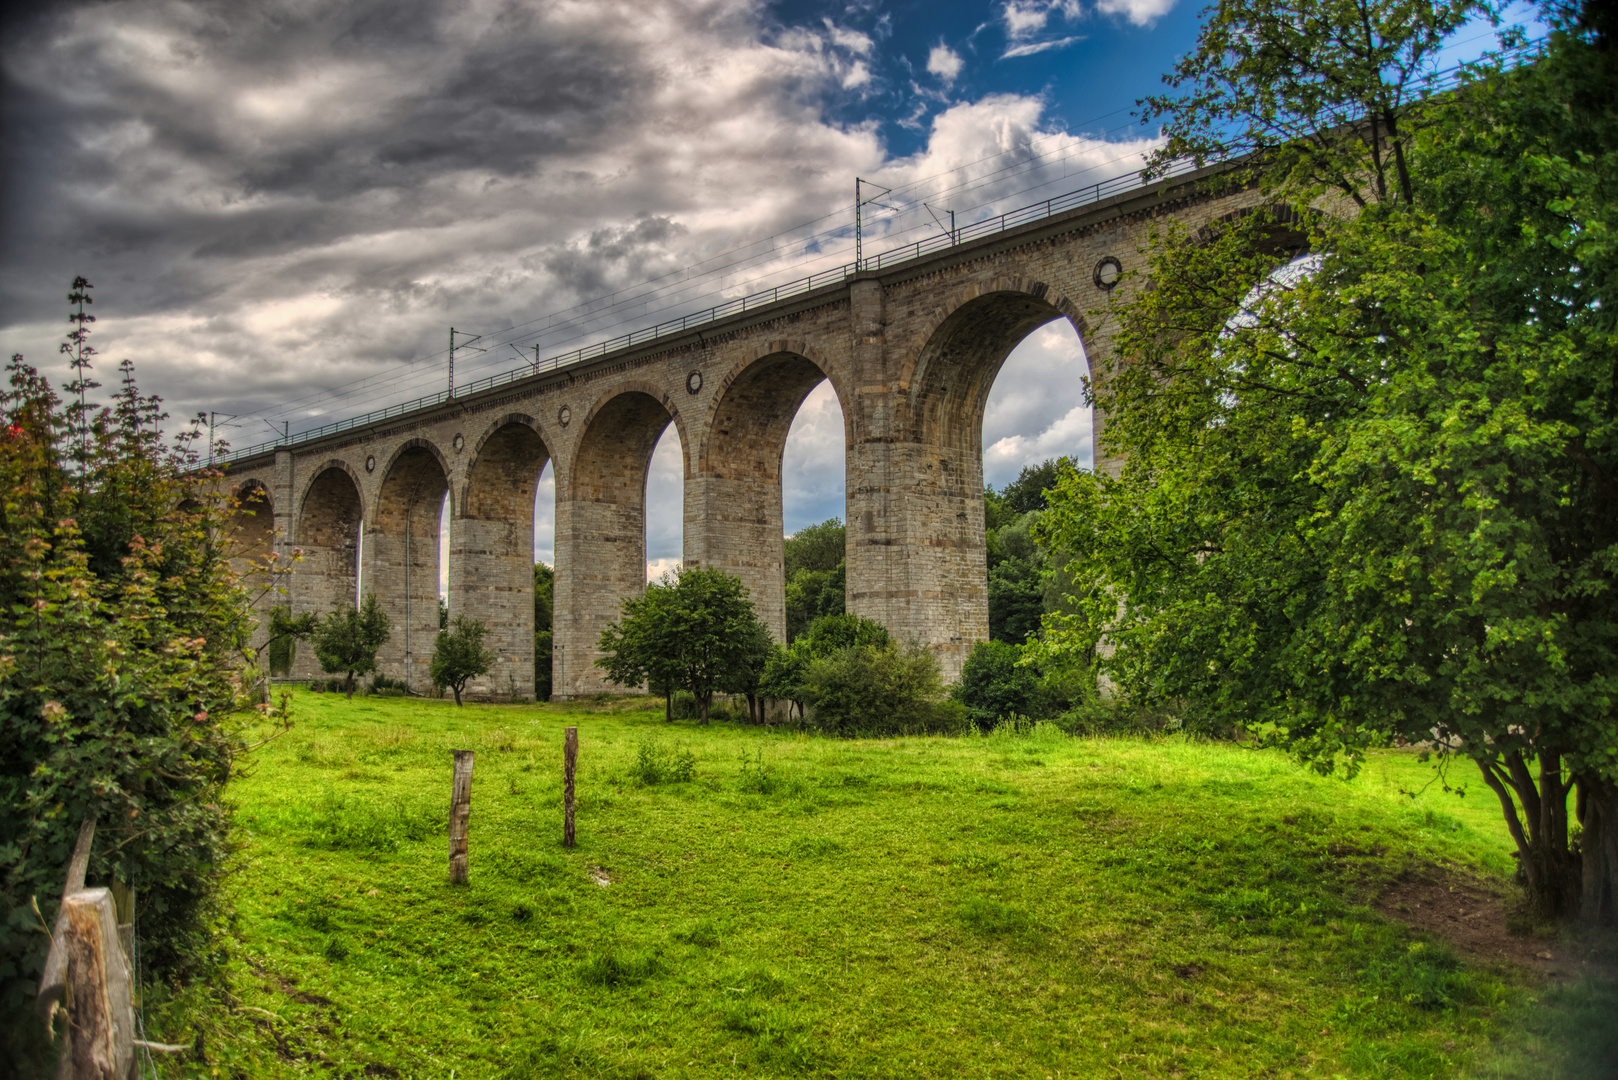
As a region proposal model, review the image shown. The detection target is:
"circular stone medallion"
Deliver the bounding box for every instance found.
[686,370,703,395]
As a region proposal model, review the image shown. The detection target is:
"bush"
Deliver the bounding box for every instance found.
[802,640,956,736]
[954,640,1039,729]
[0,331,261,1010]
[630,738,696,785]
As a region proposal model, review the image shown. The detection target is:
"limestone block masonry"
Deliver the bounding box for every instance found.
[221,168,1270,699]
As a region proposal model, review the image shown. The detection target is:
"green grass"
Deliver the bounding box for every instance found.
[134,693,1613,1079]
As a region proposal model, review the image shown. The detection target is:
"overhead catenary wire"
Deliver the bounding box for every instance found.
[216,33,1537,451]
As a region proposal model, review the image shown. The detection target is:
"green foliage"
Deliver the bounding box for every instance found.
[312,594,391,699]
[987,459,1068,517]
[783,517,844,577]
[982,464,1074,645]
[954,640,1039,729]
[760,614,893,721]
[598,566,771,722]
[533,563,553,701]
[630,737,696,785]
[784,519,845,641]
[430,613,496,706]
[0,316,263,1009]
[1041,4,1618,920]
[266,604,313,676]
[802,640,965,736]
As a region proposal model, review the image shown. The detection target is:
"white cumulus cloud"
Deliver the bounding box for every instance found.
[926,43,964,83]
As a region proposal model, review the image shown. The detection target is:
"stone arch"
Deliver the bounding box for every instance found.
[1192,202,1317,260]
[369,439,452,690]
[847,279,1093,683]
[575,380,689,483]
[689,347,845,644]
[450,415,552,700]
[552,385,684,698]
[904,279,1089,450]
[292,465,365,673]
[228,479,277,665]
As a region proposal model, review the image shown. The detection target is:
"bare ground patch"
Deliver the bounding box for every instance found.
[1376,864,1615,984]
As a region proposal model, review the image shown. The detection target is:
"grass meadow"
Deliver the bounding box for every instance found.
[137,692,1616,1079]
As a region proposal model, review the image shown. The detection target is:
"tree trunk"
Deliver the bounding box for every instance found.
[699,693,710,724]
[1577,776,1617,926]
[1475,753,1582,919]
[664,686,672,723]
[452,684,463,706]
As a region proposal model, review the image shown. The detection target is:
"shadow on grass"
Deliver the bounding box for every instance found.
[1469,975,1618,1079]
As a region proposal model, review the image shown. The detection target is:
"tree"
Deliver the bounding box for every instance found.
[597,567,763,722]
[760,614,891,721]
[597,576,685,720]
[784,517,844,577]
[431,614,496,706]
[1039,2,1618,922]
[721,615,776,722]
[312,594,391,699]
[1,286,271,1038]
[534,562,554,701]
[267,604,316,677]
[784,518,846,641]
[986,512,1046,645]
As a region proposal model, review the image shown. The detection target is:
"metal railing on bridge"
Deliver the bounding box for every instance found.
[212,157,1202,464]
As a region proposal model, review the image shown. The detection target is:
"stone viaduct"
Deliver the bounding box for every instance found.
[221,165,1269,700]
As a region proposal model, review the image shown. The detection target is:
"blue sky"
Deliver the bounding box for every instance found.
[0,0,1538,579]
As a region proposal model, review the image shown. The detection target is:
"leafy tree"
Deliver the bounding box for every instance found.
[720,615,776,723]
[760,644,811,721]
[1,289,272,1036]
[784,518,847,641]
[267,604,316,677]
[991,459,1069,516]
[597,577,684,721]
[784,517,844,576]
[1040,2,1618,922]
[986,512,1046,645]
[534,562,554,701]
[312,594,391,699]
[431,614,496,706]
[598,567,764,722]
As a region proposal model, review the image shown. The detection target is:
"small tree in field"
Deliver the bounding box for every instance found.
[597,578,684,720]
[431,614,496,705]
[313,594,391,698]
[597,566,764,722]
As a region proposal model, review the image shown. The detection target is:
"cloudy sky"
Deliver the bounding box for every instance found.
[0,0,1526,576]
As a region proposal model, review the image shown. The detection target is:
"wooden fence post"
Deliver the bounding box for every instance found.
[448,750,475,884]
[563,727,578,848]
[60,887,134,1080]
[37,818,96,1027]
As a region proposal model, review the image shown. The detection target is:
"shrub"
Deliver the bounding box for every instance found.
[0,324,263,1008]
[802,640,954,736]
[954,640,1039,729]
[630,738,696,785]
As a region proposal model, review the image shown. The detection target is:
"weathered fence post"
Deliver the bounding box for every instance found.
[59,887,135,1080]
[563,727,578,848]
[38,818,96,1028]
[448,750,475,884]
